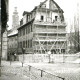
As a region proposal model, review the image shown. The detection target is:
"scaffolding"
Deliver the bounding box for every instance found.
[33,1,67,54]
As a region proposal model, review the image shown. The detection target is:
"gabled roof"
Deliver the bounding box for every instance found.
[23,0,63,16]
[38,0,63,12]
[52,0,64,12]
[18,18,34,30]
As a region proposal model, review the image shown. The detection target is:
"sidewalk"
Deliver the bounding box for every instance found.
[0,60,80,80]
[0,61,29,80]
[0,73,29,80]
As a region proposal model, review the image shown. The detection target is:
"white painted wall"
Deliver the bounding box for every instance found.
[52,12,59,22]
[45,0,49,9]
[35,11,59,22]
[35,12,47,22]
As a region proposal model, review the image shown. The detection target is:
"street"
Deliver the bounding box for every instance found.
[0,60,80,80]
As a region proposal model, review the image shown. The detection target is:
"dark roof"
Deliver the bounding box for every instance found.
[38,0,64,12]
[23,0,64,16]
[52,0,64,12]
[23,11,31,16]
[17,18,34,30]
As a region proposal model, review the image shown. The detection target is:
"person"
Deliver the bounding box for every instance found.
[14,53,16,61]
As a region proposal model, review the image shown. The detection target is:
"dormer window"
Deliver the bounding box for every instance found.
[41,15,44,21]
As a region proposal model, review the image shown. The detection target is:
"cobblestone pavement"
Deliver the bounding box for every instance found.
[0,60,80,80]
[0,61,29,80]
[0,73,29,80]
[24,62,80,80]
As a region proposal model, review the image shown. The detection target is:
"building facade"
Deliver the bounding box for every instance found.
[7,7,19,60]
[18,0,67,54]
[8,32,18,60]
[1,0,9,60]
[2,30,8,59]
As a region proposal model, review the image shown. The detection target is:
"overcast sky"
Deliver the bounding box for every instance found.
[8,0,80,32]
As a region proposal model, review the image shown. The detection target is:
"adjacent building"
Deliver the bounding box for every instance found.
[7,31,18,60]
[7,7,19,60]
[1,0,9,60]
[17,0,67,54]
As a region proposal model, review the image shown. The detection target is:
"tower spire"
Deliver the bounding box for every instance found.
[12,7,19,29]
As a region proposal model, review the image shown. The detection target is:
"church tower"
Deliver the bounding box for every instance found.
[12,7,19,29]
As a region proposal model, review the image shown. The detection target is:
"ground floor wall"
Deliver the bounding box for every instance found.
[18,54,80,63]
[7,48,18,61]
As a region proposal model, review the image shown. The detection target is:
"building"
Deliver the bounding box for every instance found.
[7,31,18,61]
[17,0,67,54]
[7,7,19,60]
[1,0,9,60]
[2,29,8,60]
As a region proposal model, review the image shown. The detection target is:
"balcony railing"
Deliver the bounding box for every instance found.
[35,29,66,33]
[34,20,66,26]
[33,38,67,42]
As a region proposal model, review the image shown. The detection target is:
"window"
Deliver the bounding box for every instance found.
[19,30,21,36]
[23,28,25,35]
[20,42,22,48]
[31,24,32,32]
[30,39,32,48]
[28,25,30,33]
[55,16,58,21]
[42,4,46,8]
[41,15,44,21]
[26,40,28,48]
[28,40,29,48]
[20,29,22,36]
[27,26,28,34]
[28,15,30,21]
[26,27,27,34]
[23,41,25,48]
[18,42,19,48]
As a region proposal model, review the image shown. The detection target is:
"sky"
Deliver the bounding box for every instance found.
[8,0,80,32]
